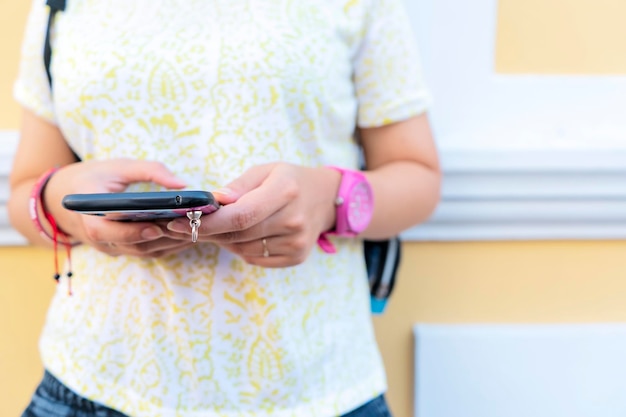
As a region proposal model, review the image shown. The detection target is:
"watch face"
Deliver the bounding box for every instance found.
[347,182,374,232]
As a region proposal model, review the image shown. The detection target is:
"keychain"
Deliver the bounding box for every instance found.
[187,210,202,243]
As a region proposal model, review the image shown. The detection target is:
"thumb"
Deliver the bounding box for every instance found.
[213,164,275,205]
[212,187,238,205]
[117,159,187,189]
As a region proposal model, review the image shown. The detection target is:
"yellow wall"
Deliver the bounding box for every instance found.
[496,0,626,74]
[3,1,626,417]
[0,248,55,416]
[0,0,25,127]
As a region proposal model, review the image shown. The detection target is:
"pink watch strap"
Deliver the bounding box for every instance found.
[317,234,336,254]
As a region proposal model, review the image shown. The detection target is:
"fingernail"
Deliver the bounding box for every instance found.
[167,220,186,233]
[213,187,233,196]
[142,227,163,239]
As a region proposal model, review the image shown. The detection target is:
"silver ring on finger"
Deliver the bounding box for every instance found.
[262,238,270,258]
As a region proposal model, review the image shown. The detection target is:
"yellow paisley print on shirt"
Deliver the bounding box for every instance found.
[14,0,430,416]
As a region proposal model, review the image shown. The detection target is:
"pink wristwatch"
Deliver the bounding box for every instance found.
[318,166,374,254]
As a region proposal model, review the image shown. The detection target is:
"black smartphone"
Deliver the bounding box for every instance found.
[62,190,220,221]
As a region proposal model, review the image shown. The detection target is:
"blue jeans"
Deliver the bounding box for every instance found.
[23,371,393,417]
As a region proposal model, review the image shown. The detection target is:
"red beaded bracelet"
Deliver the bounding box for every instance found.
[29,167,60,242]
[29,167,75,295]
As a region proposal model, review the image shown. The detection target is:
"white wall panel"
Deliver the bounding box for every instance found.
[414,324,626,417]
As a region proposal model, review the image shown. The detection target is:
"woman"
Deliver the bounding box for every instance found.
[10,0,441,416]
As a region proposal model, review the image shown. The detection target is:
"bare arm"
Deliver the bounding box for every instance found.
[8,109,78,247]
[359,112,441,239]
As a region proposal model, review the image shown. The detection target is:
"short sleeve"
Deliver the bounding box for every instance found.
[13,0,57,124]
[353,0,431,128]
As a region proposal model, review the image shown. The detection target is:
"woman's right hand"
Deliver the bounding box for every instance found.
[44,158,195,258]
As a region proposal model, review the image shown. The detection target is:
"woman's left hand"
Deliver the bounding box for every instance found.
[165,163,340,267]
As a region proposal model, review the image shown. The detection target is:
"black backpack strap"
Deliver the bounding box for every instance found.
[43,0,66,88]
[365,238,401,297]
[42,0,81,161]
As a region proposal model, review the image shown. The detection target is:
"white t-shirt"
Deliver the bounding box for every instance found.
[15,0,430,416]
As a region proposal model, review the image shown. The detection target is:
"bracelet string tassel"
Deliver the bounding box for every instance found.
[31,167,76,296]
[45,203,73,296]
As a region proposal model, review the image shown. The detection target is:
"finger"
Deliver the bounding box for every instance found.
[160,227,193,241]
[226,234,310,260]
[154,219,190,240]
[95,237,195,258]
[241,253,309,269]
[165,197,305,247]
[127,238,197,258]
[82,217,165,245]
[207,203,309,247]
[93,241,122,257]
[211,188,237,205]
[166,205,277,244]
[227,237,273,257]
[167,175,294,237]
[112,159,188,190]
[214,164,275,204]
[146,243,197,258]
